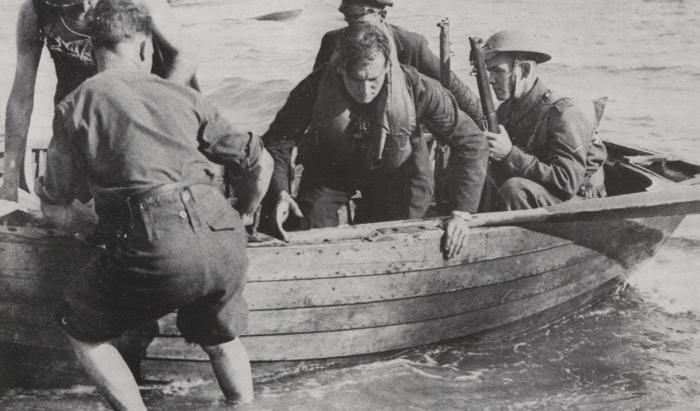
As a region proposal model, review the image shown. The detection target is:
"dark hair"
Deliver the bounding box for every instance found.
[90,0,152,50]
[333,22,390,72]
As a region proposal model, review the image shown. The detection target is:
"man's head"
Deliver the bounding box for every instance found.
[333,22,391,104]
[338,0,393,25]
[90,0,153,71]
[483,30,550,101]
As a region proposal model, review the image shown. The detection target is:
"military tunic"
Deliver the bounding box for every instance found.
[492,79,606,209]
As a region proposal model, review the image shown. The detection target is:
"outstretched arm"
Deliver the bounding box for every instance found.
[1,0,43,201]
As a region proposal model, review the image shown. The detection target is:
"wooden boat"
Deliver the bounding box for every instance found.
[1,141,700,386]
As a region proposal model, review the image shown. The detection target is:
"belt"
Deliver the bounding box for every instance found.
[125,179,210,208]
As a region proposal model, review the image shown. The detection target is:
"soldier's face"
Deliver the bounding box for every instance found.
[486,54,515,101]
[340,53,388,104]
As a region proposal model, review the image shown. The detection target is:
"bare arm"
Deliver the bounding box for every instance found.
[0,0,43,201]
[139,0,198,85]
[236,148,273,219]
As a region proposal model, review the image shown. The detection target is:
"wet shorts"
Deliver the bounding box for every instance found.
[58,184,249,346]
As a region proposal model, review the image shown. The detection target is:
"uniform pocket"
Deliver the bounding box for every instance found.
[206,207,241,231]
[193,187,242,232]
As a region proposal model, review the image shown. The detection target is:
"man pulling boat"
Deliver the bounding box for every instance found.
[36,0,272,408]
[263,22,489,257]
[479,30,607,210]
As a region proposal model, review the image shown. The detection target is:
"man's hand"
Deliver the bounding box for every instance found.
[484,125,512,162]
[440,211,471,259]
[274,190,303,242]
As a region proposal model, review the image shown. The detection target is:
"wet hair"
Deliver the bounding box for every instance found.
[90,0,152,50]
[332,22,390,72]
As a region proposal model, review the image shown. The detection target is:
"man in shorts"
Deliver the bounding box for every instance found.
[36,0,272,408]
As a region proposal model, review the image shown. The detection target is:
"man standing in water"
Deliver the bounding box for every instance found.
[482,30,607,210]
[1,0,196,201]
[36,0,272,408]
[264,22,488,258]
[313,0,482,123]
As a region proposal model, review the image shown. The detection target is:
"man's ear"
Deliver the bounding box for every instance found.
[519,61,533,78]
[379,9,387,19]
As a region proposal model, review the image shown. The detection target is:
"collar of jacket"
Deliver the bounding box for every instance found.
[385,23,406,56]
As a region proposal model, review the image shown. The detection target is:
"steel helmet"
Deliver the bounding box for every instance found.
[483,30,551,63]
[39,0,85,12]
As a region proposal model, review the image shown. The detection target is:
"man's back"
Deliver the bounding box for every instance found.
[56,70,251,199]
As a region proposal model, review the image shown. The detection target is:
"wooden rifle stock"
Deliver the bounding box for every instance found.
[469,37,499,133]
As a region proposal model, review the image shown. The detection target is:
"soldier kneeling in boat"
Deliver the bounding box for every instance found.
[263,22,488,258]
[36,0,272,408]
[481,31,607,210]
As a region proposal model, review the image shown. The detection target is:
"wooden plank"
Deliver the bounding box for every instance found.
[0,251,618,334]
[246,225,570,281]
[0,241,594,310]
[243,243,596,309]
[145,265,623,361]
[168,253,621,335]
[279,184,700,245]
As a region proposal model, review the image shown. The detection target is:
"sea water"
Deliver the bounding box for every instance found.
[1,0,699,409]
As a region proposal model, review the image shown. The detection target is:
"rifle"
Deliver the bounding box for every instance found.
[468,37,499,133]
[469,37,501,212]
[434,18,451,214]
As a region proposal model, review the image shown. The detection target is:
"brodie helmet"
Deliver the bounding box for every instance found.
[39,0,86,13]
[483,30,551,64]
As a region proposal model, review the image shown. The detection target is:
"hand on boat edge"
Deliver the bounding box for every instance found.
[441,211,471,259]
[274,190,303,242]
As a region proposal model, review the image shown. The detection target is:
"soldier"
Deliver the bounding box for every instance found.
[482,30,607,210]
[1,0,197,201]
[36,0,272,408]
[265,22,488,258]
[312,0,482,122]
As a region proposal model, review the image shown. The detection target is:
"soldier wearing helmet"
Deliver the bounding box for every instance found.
[312,0,482,122]
[0,0,197,201]
[482,30,607,210]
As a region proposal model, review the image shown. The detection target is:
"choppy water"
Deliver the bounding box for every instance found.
[1,0,700,409]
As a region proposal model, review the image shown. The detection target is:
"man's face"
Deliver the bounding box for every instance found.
[340,53,388,104]
[340,5,383,25]
[486,54,516,101]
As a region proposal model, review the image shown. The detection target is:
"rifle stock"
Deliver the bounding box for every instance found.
[469,37,499,133]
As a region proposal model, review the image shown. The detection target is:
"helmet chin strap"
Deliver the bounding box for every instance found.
[508,58,521,100]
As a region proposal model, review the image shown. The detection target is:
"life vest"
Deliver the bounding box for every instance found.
[309,24,418,173]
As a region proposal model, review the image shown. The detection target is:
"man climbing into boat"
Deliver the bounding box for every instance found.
[0,0,197,201]
[481,30,607,210]
[35,0,273,408]
[263,22,488,258]
[312,0,483,124]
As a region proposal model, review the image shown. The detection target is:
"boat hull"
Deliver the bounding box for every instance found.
[0,211,685,385]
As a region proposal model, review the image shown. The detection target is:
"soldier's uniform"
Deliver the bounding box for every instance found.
[263,64,488,229]
[37,70,261,346]
[492,79,607,210]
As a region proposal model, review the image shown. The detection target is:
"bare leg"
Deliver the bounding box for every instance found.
[65,333,147,411]
[201,338,254,404]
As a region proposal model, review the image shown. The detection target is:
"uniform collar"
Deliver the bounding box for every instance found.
[505,78,549,127]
